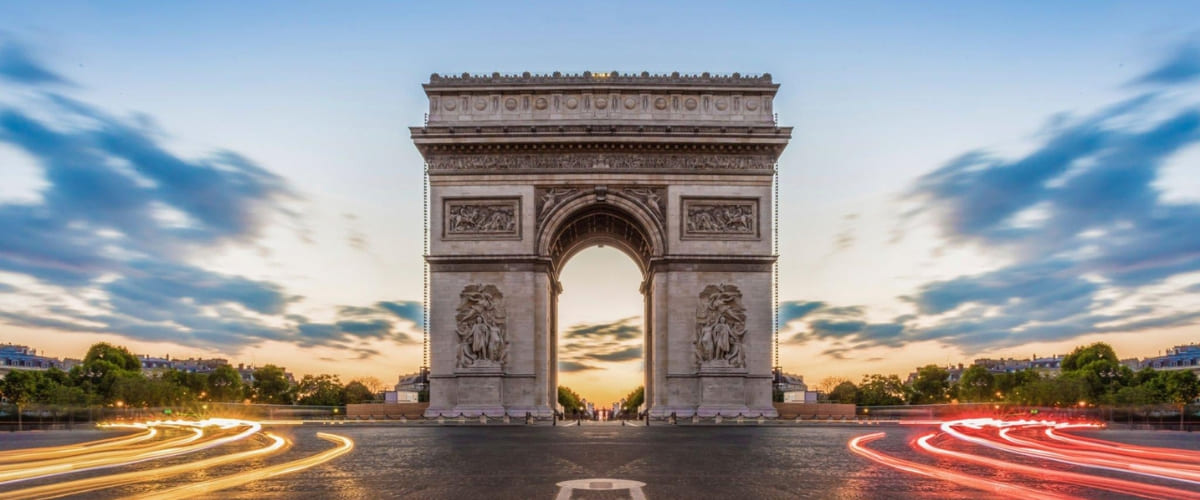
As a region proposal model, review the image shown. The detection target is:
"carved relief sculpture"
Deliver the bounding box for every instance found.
[444,198,520,239]
[621,187,666,222]
[455,284,508,369]
[536,187,579,220]
[682,198,758,239]
[695,283,748,369]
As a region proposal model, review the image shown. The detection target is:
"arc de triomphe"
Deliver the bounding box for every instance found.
[411,72,790,418]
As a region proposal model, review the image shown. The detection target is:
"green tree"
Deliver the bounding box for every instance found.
[1164,370,1200,406]
[1,369,43,431]
[620,386,644,415]
[828,381,858,404]
[557,386,583,415]
[994,369,1039,401]
[251,365,294,404]
[343,380,375,404]
[296,374,345,406]
[1060,342,1118,372]
[70,342,145,403]
[958,365,995,402]
[83,343,142,371]
[161,369,208,401]
[207,365,244,402]
[857,374,905,406]
[908,365,951,404]
[1,369,42,405]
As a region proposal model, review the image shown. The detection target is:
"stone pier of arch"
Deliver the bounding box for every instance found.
[410,72,791,419]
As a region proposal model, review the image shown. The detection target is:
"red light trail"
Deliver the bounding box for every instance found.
[850,418,1200,498]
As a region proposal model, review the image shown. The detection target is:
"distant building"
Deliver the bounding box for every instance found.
[139,355,174,376]
[235,363,296,385]
[385,391,420,403]
[974,357,1035,374]
[773,367,807,393]
[172,357,230,374]
[1029,355,1064,374]
[1140,344,1200,375]
[0,344,67,378]
[395,367,429,393]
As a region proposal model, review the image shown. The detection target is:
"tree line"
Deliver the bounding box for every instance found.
[819,342,1200,407]
[0,342,381,409]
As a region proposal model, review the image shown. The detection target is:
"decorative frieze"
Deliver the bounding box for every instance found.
[695,283,747,369]
[428,153,776,173]
[455,284,508,369]
[443,198,520,239]
[681,198,759,239]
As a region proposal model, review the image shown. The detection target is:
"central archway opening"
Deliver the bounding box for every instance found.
[544,201,659,419]
[556,246,645,418]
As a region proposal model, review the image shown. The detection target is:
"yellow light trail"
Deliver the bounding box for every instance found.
[2,433,289,500]
[134,432,355,500]
[0,428,203,483]
[0,428,157,464]
[0,419,260,486]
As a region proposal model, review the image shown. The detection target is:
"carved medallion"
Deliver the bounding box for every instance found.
[681,198,759,239]
[694,283,747,369]
[443,198,520,239]
[455,284,507,369]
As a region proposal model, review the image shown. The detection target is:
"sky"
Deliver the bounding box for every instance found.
[2,2,1200,405]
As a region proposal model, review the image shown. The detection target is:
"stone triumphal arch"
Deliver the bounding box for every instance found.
[411,72,791,418]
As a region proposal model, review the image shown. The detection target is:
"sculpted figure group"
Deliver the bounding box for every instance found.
[695,283,748,368]
[448,204,516,234]
[455,284,508,368]
[686,204,755,234]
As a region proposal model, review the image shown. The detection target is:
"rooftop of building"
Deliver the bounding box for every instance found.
[424,71,777,91]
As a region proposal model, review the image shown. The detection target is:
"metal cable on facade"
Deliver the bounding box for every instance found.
[773,164,780,371]
[423,163,430,371]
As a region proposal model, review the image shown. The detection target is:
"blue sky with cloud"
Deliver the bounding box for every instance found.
[1,1,1199,401]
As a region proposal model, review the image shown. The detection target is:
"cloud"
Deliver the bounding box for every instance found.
[777,301,825,324]
[558,361,598,372]
[563,316,640,340]
[1132,41,1200,86]
[789,40,1200,358]
[343,213,368,251]
[558,317,643,368]
[0,39,415,359]
[583,346,642,362]
[0,282,15,293]
[376,300,424,328]
[0,41,69,85]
